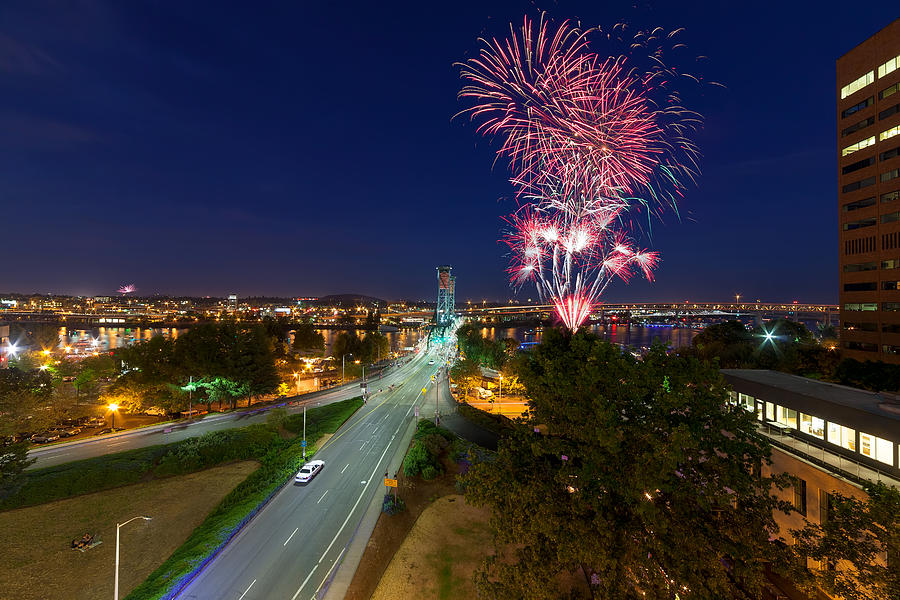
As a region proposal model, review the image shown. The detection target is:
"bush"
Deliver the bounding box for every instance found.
[382,493,406,515]
[421,464,441,480]
[402,442,433,477]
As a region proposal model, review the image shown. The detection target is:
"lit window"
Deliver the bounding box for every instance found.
[878,54,900,79]
[882,168,900,183]
[737,393,754,412]
[776,406,797,428]
[765,402,774,421]
[881,126,900,142]
[843,302,877,311]
[860,432,894,465]
[841,71,875,99]
[799,413,825,439]
[842,136,876,156]
[827,423,856,451]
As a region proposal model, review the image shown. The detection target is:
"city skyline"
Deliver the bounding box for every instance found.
[0,1,890,301]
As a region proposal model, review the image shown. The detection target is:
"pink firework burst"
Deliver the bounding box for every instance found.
[459,15,701,330]
[117,284,136,295]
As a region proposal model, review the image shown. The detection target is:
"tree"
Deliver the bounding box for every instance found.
[788,481,899,600]
[464,328,795,599]
[235,325,280,406]
[292,323,324,351]
[450,358,481,399]
[689,320,754,367]
[332,331,362,360]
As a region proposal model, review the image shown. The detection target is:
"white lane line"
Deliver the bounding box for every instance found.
[290,565,318,600]
[238,579,256,600]
[394,425,400,435]
[314,547,347,597]
[317,490,329,504]
[359,442,366,451]
[283,527,298,546]
[341,463,349,474]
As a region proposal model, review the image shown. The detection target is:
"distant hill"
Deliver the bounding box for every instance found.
[315,294,386,307]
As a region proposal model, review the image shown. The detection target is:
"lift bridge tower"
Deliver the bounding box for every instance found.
[435,265,455,327]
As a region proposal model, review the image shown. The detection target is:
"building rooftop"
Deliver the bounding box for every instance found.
[721,369,900,425]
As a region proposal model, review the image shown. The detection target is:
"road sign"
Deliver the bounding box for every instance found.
[414,406,419,418]
[431,375,435,381]
[421,387,427,395]
[384,478,398,488]
[301,439,307,447]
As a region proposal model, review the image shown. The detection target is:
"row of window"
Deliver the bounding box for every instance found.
[843,302,900,311]
[841,60,900,102]
[839,145,900,177]
[884,168,900,183]
[842,127,900,157]
[843,191,900,213]
[842,321,900,334]
[882,103,900,121]
[843,169,900,193]
[884,82,900,101]
[841,213,900,230]
[844,282,876,291]
[884,231,900,250]
[843,259,900,271]
[841,105,900,137]
[732,392,897,466]
[844,341,900,356]
[845,236,875,254]
[842,96,873,118]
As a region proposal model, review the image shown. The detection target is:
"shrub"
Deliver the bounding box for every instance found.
[421,464,441,480]
[402,442,433,477]
[382,493,406,515]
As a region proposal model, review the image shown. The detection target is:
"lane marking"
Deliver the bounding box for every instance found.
[238,579,256,600]
[283,527,298,546]
[341,463,349,474]
[314,547,347,597]
[317,490,329,504]
[290,565,318,600]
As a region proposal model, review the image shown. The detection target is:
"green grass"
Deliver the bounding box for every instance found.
[124,396,364,600]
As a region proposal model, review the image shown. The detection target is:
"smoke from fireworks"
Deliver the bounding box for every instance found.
[117,284,136,295]
[458,15,704,330]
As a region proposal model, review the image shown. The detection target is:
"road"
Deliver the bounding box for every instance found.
[177,342,452,600]
[27,357,423,471]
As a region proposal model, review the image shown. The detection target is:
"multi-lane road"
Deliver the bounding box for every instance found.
[177,344,450,599]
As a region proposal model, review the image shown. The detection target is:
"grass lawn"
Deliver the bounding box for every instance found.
[370,494,492,600]
[0,461,258,600]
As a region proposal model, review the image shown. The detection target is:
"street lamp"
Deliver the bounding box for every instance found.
[114,515,152,600]
[293,371,300,395]
[498,374,502,414]
[108,403,119,429]
[342,353,354,384]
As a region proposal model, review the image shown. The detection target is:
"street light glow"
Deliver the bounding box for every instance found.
[108,403,119,412]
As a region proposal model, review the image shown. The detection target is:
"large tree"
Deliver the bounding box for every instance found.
[464,328,795,599]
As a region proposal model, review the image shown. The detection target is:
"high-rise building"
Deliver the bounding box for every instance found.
[838,18,900,362]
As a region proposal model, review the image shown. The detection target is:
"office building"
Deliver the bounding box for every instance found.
[838,18,900,362]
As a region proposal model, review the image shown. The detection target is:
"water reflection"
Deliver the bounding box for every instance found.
[477,324,699,349]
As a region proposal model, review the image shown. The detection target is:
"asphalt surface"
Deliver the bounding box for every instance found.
[176,343,453,600]
[26,375,402,471]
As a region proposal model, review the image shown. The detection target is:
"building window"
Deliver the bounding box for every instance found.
[883,212,900,224]
[846,235,876,254]
[882,82,900,101]
[843,321,878,331]
[842,156,875,174]
[819,490,833,524]
[885,302,900,311]
[842,116,875,137]
[842,136,876,157]
[883,281,900,290]
[844,282,877,291]
[882,145,900,162]
[883,343,900,353]
[884,191,900,204]
[843,217,876,230]
[879,54,900,79]
[776,406,797,428]
[882,125,900,142]
[880,103,900,121]
[843,341,878,352]
[843,96,874,117]
[843,196,876,211]
[860,432,894,465]
[843,261,877,272]
[882,168,900,183]
[842,175,876,193]
[799,413,825,439]
[883,259,900,270]
[827,423,856,451]
[793,479,807,516]
[844,302,877,311]
[737,393,754,412]
[841,71,874,99]
[765,402,774,421]
[884,322,900,332]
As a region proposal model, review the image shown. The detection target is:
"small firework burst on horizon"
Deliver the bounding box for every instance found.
[117,284,137,295]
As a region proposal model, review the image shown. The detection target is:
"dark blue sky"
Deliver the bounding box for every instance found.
[0,1,890,302]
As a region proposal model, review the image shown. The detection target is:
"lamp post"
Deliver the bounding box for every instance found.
[293,372,300,395]
[342,353,354,385]
[114,515,152,600]
[498,374,502,414]
[108,403,119,430]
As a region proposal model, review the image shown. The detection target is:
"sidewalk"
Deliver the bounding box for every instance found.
[437,375,499,450]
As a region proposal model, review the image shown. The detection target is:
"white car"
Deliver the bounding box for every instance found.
[428,360,435,365]
[295,460,324,483]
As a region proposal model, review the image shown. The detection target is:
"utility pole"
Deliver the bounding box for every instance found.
[302,404,307,462]
[188,375,192,418]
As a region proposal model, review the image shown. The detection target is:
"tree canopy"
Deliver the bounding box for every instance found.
[464,328,795,599]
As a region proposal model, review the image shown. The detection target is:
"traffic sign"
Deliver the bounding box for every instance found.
[421,387,427,395]
[384,478,398,488]
[301,439,307,447]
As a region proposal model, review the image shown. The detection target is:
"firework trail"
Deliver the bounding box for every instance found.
[117,284,136,295]
[458,14,703,330]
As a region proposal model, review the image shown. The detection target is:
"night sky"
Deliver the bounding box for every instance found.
[0,1,890,302]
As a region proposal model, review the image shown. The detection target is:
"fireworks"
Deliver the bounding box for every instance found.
[117,284,136,295]
[458,15,702,330]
